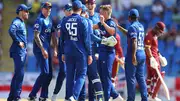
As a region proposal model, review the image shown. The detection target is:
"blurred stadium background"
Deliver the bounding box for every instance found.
[0,0,180,101]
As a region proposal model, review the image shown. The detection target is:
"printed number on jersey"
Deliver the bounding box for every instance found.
[66,23,78,41]
[137,31,144,50]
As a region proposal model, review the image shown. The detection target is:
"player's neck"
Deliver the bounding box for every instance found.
[18,16,24,22]
[105,16,111,21]
[89,10,94,16]
[73,11,81,15]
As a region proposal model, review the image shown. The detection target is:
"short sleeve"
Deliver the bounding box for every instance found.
[109,20,116,28]
[128,26,137,39]
[144,33,152,48]
[57,20,62,32]
[34,18,43,32]
[97,22,102,29]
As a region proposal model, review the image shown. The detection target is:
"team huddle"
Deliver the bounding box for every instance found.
[7,0,168,101]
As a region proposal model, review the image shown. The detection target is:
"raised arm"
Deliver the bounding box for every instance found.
[100,15,115,35]
[113,18,127,35]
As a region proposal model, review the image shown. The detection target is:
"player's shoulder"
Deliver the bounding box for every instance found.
[94,12,100,16]
[128,25,136,32]
[106,18,116,26]
[35,16,44,24]
[86,18,92,23]
[145,30,153,37]
[12,17,23,26]
[79,16,88,24]
[36,14,46,21]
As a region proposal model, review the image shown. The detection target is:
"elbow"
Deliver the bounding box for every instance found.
[109,29,116,35]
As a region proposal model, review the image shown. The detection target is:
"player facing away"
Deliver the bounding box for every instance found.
[93,5,124,101]
[51,3,73,101]
[60,1,92,101]
[28,2,57,101]
[122,9,148,101]
[144,22,167,101]
[7,4,31,101]
[111,33,125,86]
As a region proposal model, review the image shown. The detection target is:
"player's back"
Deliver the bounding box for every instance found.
[61,13,89,56]
[127,21,145,61]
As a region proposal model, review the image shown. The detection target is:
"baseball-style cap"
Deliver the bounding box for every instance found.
[16,4,32,14]
[72,0,82,9]
[82,4,87,12]
[128,9,139,17]
[87,0,96,4]
[41,2,52,8]
[64,4,72,11]
[156,21,165,33]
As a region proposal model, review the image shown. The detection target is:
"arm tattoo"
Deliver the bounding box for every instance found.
[34,31,43,50]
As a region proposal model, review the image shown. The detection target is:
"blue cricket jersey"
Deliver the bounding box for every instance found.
[88,12,101,53]
[57,17,65,55]
[60,13,92,56]
[126,21,145,61]
[86,18,101,43]
[89,12,100,37]
[33,13,55,52]
[9,17,27,55]
[98,18,116,52]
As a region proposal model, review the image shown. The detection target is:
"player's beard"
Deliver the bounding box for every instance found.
[23,13,29,20]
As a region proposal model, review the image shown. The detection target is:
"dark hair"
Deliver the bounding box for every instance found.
[73,6,80,12]
[129,15,138,21]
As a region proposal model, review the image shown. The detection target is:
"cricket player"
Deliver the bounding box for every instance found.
[79,4,111,101]
[60,1,92,101]
[93,4,124,101]
[85,1,102,100]
[8,4,31,101]
[28,2,57,101]
[111,33,124,86]
[144,21,167,101]
[51,3,73,101]
[119,9,148,101]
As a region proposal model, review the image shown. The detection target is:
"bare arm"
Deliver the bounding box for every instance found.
[113,18,127,35]
[102,22,115,35]
[51,32,58,51]
[145,45,153,58]
[117,24,128,35]
[132,38,137,58]
[132,38,138,66]
[34,31,44,50]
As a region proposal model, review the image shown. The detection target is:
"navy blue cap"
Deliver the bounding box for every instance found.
[72,0,82,9]
[128,9,139,17]
[41,2,52,8]
[82,4,87,12]
[16,4,32,14]
[64,4,72,11]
